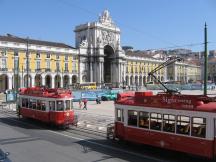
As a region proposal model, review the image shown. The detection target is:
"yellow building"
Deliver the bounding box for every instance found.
[125,50,201,86]
[0,35,79,92]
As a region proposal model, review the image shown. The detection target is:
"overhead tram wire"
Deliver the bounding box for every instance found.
[55,0,216,52]
[55,0,179,47]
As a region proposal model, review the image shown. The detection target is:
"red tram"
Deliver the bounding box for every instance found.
[17,87,77,128]
[114,91,216,158]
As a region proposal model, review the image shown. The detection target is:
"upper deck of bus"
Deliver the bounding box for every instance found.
[116,91,216,112]
[19,87,72,99]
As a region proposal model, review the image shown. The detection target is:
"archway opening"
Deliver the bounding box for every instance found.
[35,74,41,87]
[72,75,77,84]
[0,74,8,92]
[63,75,69,88]
[55,75,61,88]
[24,75,32,87]
[45,75,52,88]
[104,45,114,84]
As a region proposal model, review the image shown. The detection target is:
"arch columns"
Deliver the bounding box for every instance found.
[31,74,36,87]
[41,74,46,86]
[51,74,55,88]
[8,75,12,90]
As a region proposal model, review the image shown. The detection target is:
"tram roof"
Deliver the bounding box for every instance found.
[116,91,216,113]
[19,87,72,98]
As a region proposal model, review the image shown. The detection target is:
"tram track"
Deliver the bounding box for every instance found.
[0,108,108,138]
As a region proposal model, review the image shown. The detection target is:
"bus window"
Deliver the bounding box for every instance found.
[150,113,162,131]
[49,101,55,111]
[177,115,190,135]
[65,100,70,110]
[57,101,64,111]
[116,109,122,121]
[128,110,137,127]
[191,117,206,138]
[163,114,175,133]
[139,111,149,129]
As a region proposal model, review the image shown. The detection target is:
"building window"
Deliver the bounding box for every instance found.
[56,61,60,71]
[36,52,40,58]
[150,113,162,131]
[65,55,68,61]
[163,114,175,133]
[72,61,76,71]
[1,58,7,68]
[14,58,19,70]
[177,115,190,135]
[56,55,59,59]
[0,49,7,56]
[191,117,206,138]
[14,50,19,56]
[46,53,51,58]
[46,61,50,69]
[65,62,68,71]
[139,111,149,129]
[128,110,137,127]
[36,60,40,70]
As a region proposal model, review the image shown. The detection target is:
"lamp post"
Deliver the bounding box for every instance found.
[26,37,29,88]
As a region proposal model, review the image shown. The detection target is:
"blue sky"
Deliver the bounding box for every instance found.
[0,0,215,51]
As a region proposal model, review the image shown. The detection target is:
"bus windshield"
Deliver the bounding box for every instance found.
[79,82,96,90]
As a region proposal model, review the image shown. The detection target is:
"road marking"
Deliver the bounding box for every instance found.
[0,113,168,162]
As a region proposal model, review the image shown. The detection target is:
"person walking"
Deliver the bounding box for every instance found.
[96,95,101,104]
[83,98,87,110]
[79,99,82,109]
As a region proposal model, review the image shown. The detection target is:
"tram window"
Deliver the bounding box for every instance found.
[37,100,42,110]
[57,101,64,111]
[32,100,36,109]
[116,109,122,121]
[128,110,137,127]
[177,116,190,135]
[65,100,70,110]
[71,100,73,109]
[49,101,55,111]
[22,98,28,108]
[191,117,206,138]
[41,101,46,111]
[139,111,149,129]
[150,113,162,131]
[163,114,175,133]
[122,110,124,122]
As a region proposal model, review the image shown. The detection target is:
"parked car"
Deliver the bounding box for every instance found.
[101,89,123,101]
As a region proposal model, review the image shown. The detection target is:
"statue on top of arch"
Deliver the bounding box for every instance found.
[99,10,114,26]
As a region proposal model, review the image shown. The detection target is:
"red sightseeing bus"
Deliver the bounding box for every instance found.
[114,91,216,158]
[17,87,77,128]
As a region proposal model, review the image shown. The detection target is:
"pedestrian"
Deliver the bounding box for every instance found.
[79,100,82,109]
[83,98,87,110]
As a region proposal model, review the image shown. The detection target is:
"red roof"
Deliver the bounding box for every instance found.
[116,91,216,112]
[19,87,72,98]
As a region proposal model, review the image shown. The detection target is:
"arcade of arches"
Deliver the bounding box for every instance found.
[0,74,78,92]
